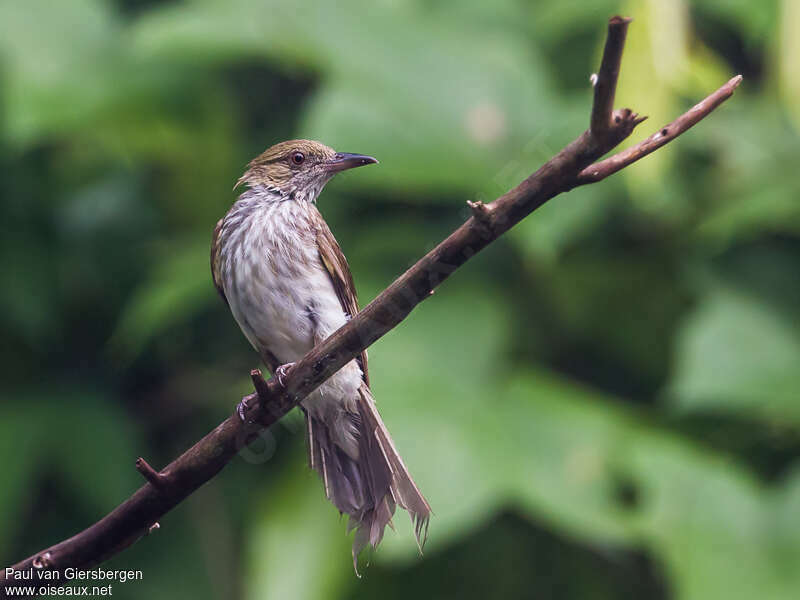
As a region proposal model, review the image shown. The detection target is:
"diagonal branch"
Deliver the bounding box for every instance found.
[1,16,742,598]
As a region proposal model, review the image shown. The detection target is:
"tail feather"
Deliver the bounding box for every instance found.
[305,384,431,569]
[357,386,431,550]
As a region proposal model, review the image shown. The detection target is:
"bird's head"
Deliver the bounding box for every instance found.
[236,139,378,201]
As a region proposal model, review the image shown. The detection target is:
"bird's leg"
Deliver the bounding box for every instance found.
[274,362,296,388]
[237,392,258,423]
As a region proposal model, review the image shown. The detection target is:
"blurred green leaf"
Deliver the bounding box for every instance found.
[502,373,639,544]
[778,0,800,129]
[0,0,140,143]
[691,104,800,249]
[508,183,612,263]
[0,390,141,557]
[133,0,558,197]
[110,236,216,361]
[668,287,800,422]
[0,403,46,556]
[246,460,352,600]
[45,394,142,511]
[694,0,778,44]
[505,372,800,600]
[0,234,61,345]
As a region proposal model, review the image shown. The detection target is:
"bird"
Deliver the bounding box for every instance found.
[210,139,430,568]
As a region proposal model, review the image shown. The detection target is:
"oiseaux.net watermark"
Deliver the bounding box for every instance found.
[4,567,142,596]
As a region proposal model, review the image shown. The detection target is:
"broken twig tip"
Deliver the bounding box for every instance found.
[609,15,633,26]
[251,368,272,393]
[466,200,491,221]
[135,457,166,488]
[250,369,271,400]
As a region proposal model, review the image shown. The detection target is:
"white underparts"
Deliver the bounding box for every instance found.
[218,188,363,457]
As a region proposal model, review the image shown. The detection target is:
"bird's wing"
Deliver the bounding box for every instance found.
[210,218,228,306]
[316,218,369,386]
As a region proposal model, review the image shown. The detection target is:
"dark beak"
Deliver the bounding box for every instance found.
[325,152,379,173]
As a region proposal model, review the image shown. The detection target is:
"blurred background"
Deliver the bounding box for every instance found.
[1,0,798,598]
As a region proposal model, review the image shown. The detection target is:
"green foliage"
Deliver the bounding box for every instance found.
[1,1,797,599]
[669,285,800,422]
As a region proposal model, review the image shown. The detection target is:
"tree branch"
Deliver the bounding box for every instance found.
[577,74,743,185]
[1,16,742,598]
[590,16,631,138]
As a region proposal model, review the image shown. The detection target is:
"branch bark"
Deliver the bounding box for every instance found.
[1,16,742,598]
[577,74,743,184]
[590,16,631,138]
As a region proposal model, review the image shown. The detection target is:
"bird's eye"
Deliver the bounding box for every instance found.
[291,152,305,165]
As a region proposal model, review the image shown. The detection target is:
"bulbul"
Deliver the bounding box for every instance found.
[211,139,430,566]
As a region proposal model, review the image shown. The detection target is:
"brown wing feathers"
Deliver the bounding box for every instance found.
[316,218,369,386]
[210,218,227,306]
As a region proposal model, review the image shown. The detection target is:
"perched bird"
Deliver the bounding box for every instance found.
[211,140,430,567]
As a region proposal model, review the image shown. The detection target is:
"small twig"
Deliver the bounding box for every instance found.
[590,16,632,138]
[135,458,167,489]
[577,75,743,185]
[609,108,648,142]
[250,369,270,398]
[466,200,491,223]
[253,368,295,412]
[466,200,493,238]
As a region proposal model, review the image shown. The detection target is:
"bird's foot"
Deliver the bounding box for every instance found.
[274,362,296,388]
[237,392,257,423]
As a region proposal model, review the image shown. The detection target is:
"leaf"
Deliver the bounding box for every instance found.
[504,372,800,600]
[508,182,613,263]
[0,0,134,144]
[778,0,800,129]
[667,287,800,423]
[44,394,142,511]
[0,404,45,559]
[0,235,61,345]
[0,391,141,559]
[245,461,352,600]
[693,0,779,44]
[109,236,217,361]
[501,373,639,544]
[132,0,558,197]
[690,104,800,248]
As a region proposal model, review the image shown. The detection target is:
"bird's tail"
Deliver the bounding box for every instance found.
[305,384,430,570]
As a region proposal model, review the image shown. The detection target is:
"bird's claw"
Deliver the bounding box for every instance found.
[237,393,256,423]
[274,362,296,388]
